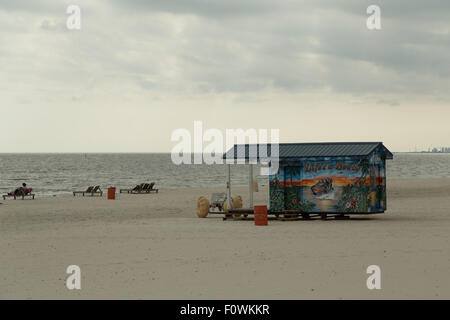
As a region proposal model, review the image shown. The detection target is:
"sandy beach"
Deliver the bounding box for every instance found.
[1,178,449,299]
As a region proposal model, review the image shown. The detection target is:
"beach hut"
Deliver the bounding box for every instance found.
[223,142,393,217]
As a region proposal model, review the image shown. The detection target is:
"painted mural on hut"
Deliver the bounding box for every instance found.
[269,150,386,213]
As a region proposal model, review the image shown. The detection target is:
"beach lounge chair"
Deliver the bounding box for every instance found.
[89,185,103,196]
[73,185,103,197]
[121,182,159,194]
[2,193,35,200]
[120,183,145,194]
[147,182,158,193]
[210,193,227,212]
[138,183,151,193]
[73,186,94,196]
[137,182,158,194]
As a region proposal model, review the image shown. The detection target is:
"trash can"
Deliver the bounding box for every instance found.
[254,205,268,226]
[108,187,116,200]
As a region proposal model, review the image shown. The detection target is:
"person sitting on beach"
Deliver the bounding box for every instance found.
[8,183,32,196]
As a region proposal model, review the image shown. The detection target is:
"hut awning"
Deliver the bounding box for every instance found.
[223,142,393,161]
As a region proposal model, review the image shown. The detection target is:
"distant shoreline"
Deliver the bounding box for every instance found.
[1,151,450,155]
[396,152,450,154]
[2,177,450,199]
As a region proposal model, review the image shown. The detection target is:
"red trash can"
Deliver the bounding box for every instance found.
[107,187,116,200]
[254,205,268,226]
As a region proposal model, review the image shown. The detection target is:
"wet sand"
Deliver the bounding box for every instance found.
[0,178,449,299]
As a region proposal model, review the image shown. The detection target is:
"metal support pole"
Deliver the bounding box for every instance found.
[227,164,232,209]
[249,164,254,209]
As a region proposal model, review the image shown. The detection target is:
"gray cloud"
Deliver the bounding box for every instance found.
[0,0,64,14]
[2,0,448,98]
[1,0,450,152]
[110,0,274,19]
[102,0,450,97]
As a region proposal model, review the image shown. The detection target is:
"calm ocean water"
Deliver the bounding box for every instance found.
[1,153,450,196]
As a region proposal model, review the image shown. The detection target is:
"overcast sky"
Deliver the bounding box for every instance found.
[0,0,449,152]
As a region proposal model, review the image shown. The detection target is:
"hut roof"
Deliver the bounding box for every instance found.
[223,142,393,161]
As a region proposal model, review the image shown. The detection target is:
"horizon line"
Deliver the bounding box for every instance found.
[0,151,434,154]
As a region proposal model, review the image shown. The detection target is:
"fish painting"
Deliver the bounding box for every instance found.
[311,177,334,198]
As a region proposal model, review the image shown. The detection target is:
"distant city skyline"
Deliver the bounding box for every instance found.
[416,146,450,153]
